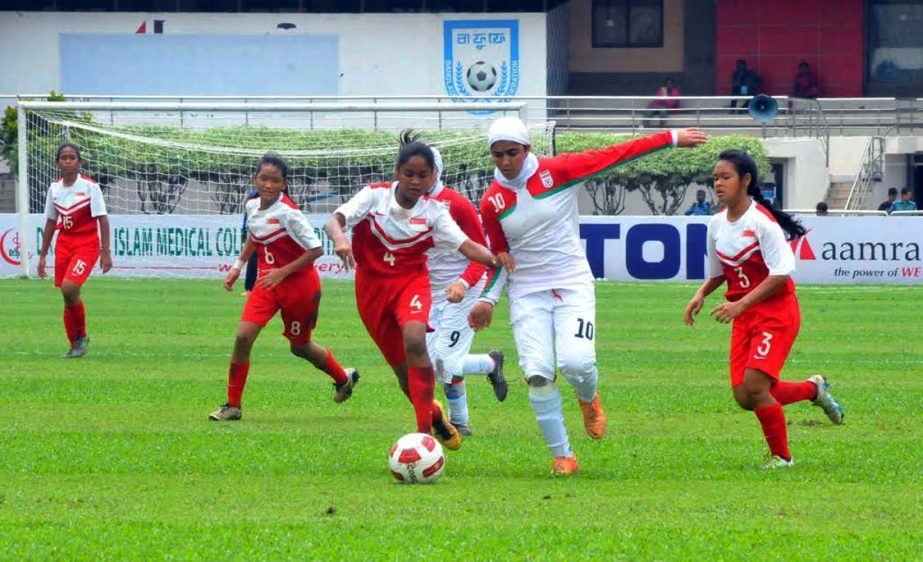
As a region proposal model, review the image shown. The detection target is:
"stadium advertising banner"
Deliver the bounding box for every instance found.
[1,214,920,284]
[0,214,353,280]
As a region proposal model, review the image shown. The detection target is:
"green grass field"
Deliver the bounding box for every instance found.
[1,278,921,560]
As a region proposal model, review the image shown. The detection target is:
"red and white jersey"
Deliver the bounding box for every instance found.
[426,183,487,292]
[44,175,107,240]
[335,182,468,279]
[246,193,322,275]
[707,200,796,301]
[480,131,678,303]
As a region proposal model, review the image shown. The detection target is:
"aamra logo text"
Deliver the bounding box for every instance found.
[443,19,520,104]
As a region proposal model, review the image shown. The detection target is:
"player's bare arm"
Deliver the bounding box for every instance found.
[98,215,113,274]
[257,247,324,290]
[324,213,355,271]
[496,251,516,273]
[677,128,709,148]
[711,274,789,323]
[224,238,256,291]
[458,239,497,269]
[36,218,57,279]
[685,275,725,326]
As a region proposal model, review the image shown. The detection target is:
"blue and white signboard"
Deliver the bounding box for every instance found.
[443,19,520,101]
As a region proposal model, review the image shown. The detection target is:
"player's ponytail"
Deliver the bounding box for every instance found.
[256,152,289,181]
[396,129,435,171]
[719,149,806,241]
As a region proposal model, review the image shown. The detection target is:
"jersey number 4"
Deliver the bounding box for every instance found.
[383,252,396,267]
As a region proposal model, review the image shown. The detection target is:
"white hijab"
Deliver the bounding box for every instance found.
[428,146,445,197]
[488,116,538,190]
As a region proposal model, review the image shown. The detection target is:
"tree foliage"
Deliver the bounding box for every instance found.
[5,109,769,215]
[555,132,770,215]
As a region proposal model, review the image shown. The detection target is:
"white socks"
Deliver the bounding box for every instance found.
[569,366,599,403]
[462,354,495,375]
[529,383,571,458]
[444,379,469,426]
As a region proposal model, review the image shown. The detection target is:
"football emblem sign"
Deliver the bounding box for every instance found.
[444,19,520,102]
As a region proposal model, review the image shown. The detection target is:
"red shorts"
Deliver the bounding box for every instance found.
[54,236,100,288]
[729,294,801,387]
[241,269,321,345]
[356,272,432,367]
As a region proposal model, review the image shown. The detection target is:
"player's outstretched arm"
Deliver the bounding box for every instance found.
[676,128,709,148]
[458,240,497,269]
[684,276,725,326]
[36,218,57,279]
[324,213,355,271]
[98,215,113,273]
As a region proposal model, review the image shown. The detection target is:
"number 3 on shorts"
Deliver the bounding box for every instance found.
[756,331,773,357]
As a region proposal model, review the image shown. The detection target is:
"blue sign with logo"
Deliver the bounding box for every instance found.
[443,19,520,102]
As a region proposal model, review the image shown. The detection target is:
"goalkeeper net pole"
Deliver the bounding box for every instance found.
[16,100,554,278]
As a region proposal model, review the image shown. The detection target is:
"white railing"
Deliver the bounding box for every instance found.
[6,93,922,136]
[844,136,885,211]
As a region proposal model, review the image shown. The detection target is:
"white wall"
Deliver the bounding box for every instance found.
[0,11,547,98]
[762,138,830,209]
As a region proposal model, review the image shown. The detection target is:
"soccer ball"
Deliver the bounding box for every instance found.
[389,433,445,484]
[466,61,498,92]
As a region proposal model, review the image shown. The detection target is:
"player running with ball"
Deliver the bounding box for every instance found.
[210,153,358,421]
[469,117,708,475]
[684,149,844,469]
[37,143,113,358]
[325,132,497,450]
[425,147,508,436]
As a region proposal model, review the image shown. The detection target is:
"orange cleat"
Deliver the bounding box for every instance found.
[431,400,462,451]
[552,455,580,476]
[578,393,607,439]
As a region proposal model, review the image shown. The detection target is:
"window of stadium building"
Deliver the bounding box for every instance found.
[868,0,923,85]
[0,0,563,11]
[592,0,664,48]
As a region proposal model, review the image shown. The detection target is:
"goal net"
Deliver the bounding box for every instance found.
[15,101,555,278]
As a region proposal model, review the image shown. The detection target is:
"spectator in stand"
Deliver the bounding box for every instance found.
[815,201,829,216]
[891,188,918,213]
[684,189,713,216]
[792,61,820,99]
[644,78,681,129]
[730,59,762,110]
[878,188,898,213]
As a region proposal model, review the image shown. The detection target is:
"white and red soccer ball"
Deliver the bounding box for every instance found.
[389,433,445,484]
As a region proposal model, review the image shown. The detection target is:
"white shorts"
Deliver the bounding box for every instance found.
[509,287,597,382]
[426,279,485,384]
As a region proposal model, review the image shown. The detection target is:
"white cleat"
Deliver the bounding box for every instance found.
[761,455,794,470]
[809,374,844,425]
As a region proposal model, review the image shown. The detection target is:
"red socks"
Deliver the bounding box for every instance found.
[321,350,349,385]
[227,361,251,408]
[63,301,86,345]
[407,366,435,434]
[754,402,791,460]
[771,380,817,405]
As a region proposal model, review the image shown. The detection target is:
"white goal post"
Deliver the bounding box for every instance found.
[15,100,554,278]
